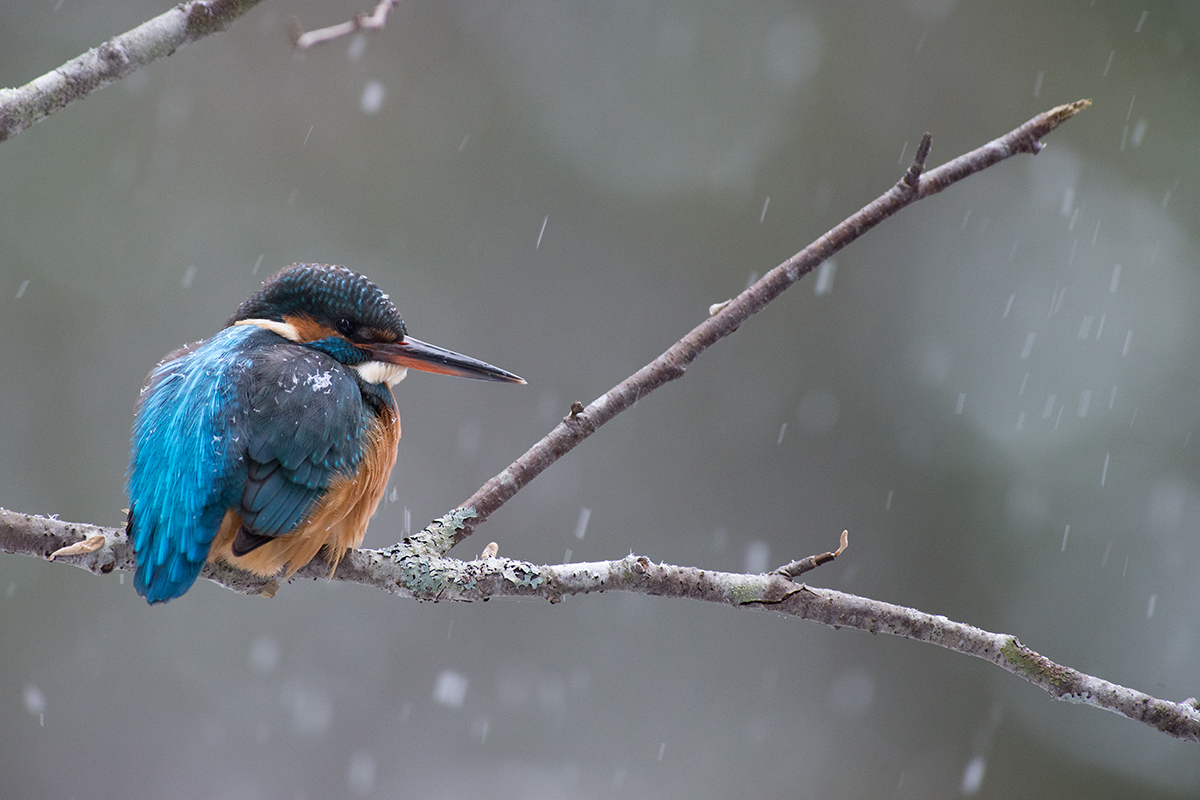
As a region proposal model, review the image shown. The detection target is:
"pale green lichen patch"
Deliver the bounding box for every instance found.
[393,552,545,601]
[404,507,478,555]
[501,560,543,588]
[730,581,764,605]
[1001,637,1073,689]
[380,508,546,600]
[395,555,456,598]
[396,554,488,599]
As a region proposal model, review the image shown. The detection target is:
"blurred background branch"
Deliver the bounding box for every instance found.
[287,0,399,50]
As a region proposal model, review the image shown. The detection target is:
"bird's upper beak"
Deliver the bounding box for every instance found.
[362,336,526,384]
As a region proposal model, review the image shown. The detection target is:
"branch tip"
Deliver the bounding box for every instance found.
[914,133,932,167]
[1048,98,1092,126]
[285,17,304,47]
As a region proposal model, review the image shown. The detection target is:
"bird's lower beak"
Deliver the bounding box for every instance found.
[363,336,525,384]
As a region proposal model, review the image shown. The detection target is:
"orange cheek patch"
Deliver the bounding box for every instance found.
[284,314,338,343]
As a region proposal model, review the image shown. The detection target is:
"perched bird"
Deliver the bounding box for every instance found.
[126,264,524,604]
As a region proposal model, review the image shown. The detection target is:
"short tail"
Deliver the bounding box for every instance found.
[128,503,223,604]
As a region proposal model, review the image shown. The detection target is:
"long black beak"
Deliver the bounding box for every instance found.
[363,336,525,384]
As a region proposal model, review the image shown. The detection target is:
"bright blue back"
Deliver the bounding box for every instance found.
[126,326,257,603]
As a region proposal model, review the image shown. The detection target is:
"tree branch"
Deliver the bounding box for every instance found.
[0,0,264,143]
[452,100,1092,550]
[4,506,1197,741]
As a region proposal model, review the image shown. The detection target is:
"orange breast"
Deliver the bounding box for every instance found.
[208,401,401,579]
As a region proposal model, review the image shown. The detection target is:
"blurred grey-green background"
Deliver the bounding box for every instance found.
[3,1,1200,797]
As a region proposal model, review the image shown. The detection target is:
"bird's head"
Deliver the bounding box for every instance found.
[229,263,524,386]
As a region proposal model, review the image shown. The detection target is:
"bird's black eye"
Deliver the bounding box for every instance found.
[336,317,357,338]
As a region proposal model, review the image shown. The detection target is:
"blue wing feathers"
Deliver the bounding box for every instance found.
[237,346,366,538]
[127,325,369,603]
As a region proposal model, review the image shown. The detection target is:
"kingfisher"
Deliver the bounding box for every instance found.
[126,263,524,604]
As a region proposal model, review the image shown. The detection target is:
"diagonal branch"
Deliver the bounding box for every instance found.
[452,100,1093,550]
[0,0,264,143]
[4,507,1197,742]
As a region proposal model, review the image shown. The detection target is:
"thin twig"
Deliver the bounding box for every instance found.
[453,100,1092,549]
[0,0,265,144]
[772,529,848,579]
[287,0,400,50]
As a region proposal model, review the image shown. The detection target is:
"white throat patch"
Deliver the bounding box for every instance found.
[355,361,408,386]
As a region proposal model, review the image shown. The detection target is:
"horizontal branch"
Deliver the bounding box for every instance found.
[4,506,1196,741]
[0,0,264,143]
